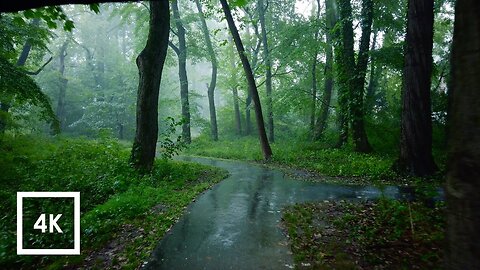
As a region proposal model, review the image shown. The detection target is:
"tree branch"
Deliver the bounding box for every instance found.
[25,57,53,75]
[168,41,180,55]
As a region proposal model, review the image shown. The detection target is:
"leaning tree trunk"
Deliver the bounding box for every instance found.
[396,0,437,176]
[220,0,272,160]
[172,0,191,144]
[130,0,170,171]
[445,0,480,269]
[195,0,218,141]
[258,0,274,142]
[56,39,69,131]
[313,0,336,140]
[351,0,373,153]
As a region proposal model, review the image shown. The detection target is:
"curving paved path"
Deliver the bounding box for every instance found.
[144,156,412,270]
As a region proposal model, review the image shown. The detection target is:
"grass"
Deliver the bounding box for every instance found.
[0,135,228,269]
[185,135,399,185]
[282,199,445,269]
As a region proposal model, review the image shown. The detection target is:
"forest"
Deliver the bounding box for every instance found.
[0,0,478,269]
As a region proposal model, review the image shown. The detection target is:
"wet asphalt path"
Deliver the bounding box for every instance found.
[144,156,412,270]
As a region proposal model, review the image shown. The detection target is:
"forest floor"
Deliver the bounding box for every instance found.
[186,136,446,269]
[282,200,445,269]
[0,135,228,269]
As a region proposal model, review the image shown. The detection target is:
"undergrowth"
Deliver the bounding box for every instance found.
[0,135,227,269]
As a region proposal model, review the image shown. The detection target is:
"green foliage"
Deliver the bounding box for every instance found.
[21,6,74,31]
[0,135,227,268]
[186,135,263,160]
[0,57,59,133]
[186,137,396,181]
[158,117,186,159]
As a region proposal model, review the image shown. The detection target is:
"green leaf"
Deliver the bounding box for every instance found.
[46,19,58,29]
[90,3,100,14]
[63,20,75,32]
[23,10,35,19]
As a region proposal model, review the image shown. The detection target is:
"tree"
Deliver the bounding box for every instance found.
[0,15,55,133]
[445,0,480,268]
[194,0,218,141]
[395,0,437,176]
[0,18,40,132]
[220,0,272,160]
[56,38,69,130]
[228,35,242,135]
[351,0,373,153]
[309,0,321,134]
[258,0,274,142]
[335,0,373,152]
[170,0,191,144]
[313,0,337,140]
[130,0,170,171]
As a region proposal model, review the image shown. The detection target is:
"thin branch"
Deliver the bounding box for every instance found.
[168,41,180,55]
[25,57,53,75]
[140,1,149,11]
[170,27,178,37]
[433,64,447,92]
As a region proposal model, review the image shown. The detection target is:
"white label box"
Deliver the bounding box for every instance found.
[17,192,80,255]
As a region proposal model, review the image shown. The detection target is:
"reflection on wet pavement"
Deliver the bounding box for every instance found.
[144,156,414,270]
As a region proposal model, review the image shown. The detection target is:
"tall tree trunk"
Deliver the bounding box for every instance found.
[258,0,274,142]
[220,0,272,160]
[130,0,170,171]
[172,0,191,144]
[243,24,261,136]
[229,36,242,135]
[313,0,336,140]
[335,0,356,148]
[335,0,372,152]
[446,0,480,268]
[245,93,252,135]
[365,30,378,112]
[194,0,218,141]
[56,39,69,131]
[310,56,318,132]
[309,0,321,134]
[395,0,437,176]
[351,0,373,153]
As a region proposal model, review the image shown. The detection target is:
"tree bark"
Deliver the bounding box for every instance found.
[258,0,274,142]
[229,36,242,135]
[335,0,356,148]
[243,23,261,136]
[396,0,437,176]
[194,0,218,141]
[172,0,191,144]
[445,0,480,268]
[313,0,336,140]
[220,0,272,160]
[309,0,321,134]
[56,39,69,131]
[351,0,373,153]
[130,0,170,171]
[365,30,378,112]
